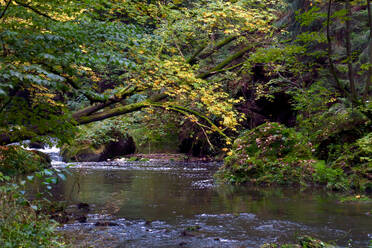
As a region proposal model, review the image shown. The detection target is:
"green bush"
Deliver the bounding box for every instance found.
[330,132,372,191]
[217,122,370,192]
[312,161,348,191]
[0,146,51,176]
[0,176,66,248]
[216,122,316,186]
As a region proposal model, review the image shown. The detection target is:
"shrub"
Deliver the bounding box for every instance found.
[0,146,51,176]
[0,175,66,248]
[330,132,372,191]
[312,161,348,191]
[216,122,317,186]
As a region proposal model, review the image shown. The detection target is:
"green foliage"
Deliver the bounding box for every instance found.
[217,122,316,186]
[2,0,275,145]
[74,119,129,147]
[0,146,50,175]
[291,82,345,142]
[339,194,372,203]
[217,121,370,192]
[0,176,66,247]
[127,111,181,153]
[357,132,372,155]
[330,132,372,192]
[295,7,326,27]
[312,161,348,191]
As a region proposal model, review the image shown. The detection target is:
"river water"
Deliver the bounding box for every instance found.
[29,147,372,247]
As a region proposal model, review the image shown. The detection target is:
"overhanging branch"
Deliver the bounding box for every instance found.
[198,46,250,79]
[187,36,237,65]
[14,0,56,21]
[0,0,12,19]
[74,93,168,125]
[149,103,229,140]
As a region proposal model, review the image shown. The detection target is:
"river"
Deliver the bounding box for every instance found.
[28,146,372,247]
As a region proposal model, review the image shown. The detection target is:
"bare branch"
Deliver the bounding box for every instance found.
[14,0,56,21]
[0,0,12,19]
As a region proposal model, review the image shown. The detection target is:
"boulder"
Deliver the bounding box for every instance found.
[29,141,45,149]
[62,132,136,162]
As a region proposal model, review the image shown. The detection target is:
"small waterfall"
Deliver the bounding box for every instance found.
[34,145,63,165]
[10,140,64,165]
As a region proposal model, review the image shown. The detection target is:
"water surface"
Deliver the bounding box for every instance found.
[39,160,372,248]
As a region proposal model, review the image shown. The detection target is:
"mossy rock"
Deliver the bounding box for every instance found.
[62,132,136,162]
[0,146,51,175]
[61,143,102,162]
[217,122,316,185]
[260,235,335,248]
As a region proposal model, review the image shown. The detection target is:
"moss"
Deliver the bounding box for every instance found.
[0,146,51,176]
[61,142,102,162]
[61,131,135,162]
[260,235,336,248]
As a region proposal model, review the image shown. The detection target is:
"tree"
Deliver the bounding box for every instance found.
[0,0,281,145]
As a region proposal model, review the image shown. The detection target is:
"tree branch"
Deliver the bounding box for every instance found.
[198,46,250,79]
[186,43,208,65]
[187,36,237,65]
[14,0,56,21]
[74,93,168,125]
[198,36,237,60]
[0,0,12,19]
[345,0,357,104]
[149,103,229,140]
[71,86,138,119]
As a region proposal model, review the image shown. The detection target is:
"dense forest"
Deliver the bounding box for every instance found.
[0,0,371,247]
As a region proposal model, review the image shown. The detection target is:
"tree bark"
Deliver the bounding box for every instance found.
[74,93,167,125]
[71,86,138,119]
[0,94,165,145]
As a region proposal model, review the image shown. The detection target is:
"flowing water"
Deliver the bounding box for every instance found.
[29,147,372,247]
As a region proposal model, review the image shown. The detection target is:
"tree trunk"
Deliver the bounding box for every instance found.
[326,0,346,97]
[365,0,372,101]
[345,0,357,104]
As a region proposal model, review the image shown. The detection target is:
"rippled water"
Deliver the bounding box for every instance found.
[32,160,371,248]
